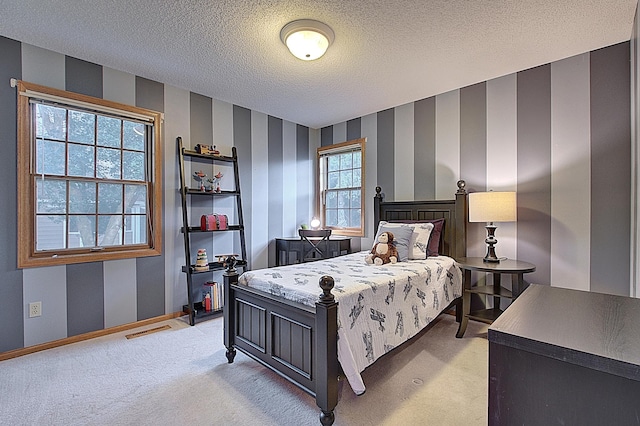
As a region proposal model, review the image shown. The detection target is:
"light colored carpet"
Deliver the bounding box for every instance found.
[0,314,489,425]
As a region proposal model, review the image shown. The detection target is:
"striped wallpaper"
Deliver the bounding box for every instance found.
[0,37,319,352]
[329,43,630,299]
[0,34,634,353]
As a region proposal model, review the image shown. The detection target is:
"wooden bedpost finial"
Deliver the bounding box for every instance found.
[374,186,383,202]
[456,180,466,194]
[319,275,335,303]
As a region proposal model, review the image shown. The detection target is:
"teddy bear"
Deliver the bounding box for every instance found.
[365,231,398,265]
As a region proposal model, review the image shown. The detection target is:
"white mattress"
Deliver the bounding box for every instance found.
[238,250,462,395]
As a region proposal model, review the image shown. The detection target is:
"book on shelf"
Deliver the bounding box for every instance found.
[205,281,223,311]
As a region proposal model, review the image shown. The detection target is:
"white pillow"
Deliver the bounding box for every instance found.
[377,221,434,260]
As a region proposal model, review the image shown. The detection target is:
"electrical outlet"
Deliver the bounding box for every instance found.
[29,301,42,318]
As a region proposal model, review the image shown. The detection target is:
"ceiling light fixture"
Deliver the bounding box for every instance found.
[280,19,335,61]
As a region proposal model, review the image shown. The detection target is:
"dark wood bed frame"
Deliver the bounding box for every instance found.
[223,181,468,425]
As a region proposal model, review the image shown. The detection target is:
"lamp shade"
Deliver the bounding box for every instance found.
[310,216,321,229]
[280,19,335,61]
[468,191,516,223]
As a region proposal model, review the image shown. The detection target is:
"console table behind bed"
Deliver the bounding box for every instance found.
[223,181,468,425]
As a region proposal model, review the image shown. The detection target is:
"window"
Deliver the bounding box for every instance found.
[317,138,365,236]
[17,81,163,267]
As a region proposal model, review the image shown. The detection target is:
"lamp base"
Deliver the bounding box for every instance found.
[483,253,500,263]
[483,223,501,263]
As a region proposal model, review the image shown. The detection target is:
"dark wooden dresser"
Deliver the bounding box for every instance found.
[488,284,640,426]
[275,236,351,266]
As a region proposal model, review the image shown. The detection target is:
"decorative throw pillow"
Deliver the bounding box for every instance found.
[377,221,434,259]
[425,218,445,256]
[372,224,413,262]
[409,222,434,259]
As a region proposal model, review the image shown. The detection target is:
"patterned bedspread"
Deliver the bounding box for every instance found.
[238,251,462,395]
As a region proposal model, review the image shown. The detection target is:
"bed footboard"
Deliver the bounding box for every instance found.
[223,256,339,425]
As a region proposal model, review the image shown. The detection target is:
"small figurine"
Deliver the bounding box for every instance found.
[194,248,209,271]
[193,171,207,191]
[195,144,220,156]
[207,171,223,193]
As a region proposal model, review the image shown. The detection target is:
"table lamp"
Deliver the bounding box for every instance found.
[468,191,516,263]
[310,216,321,229]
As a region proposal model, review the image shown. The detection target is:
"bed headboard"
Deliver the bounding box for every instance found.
[373,181,468,259]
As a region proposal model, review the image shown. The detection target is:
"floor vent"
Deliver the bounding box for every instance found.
[125,324,171,340]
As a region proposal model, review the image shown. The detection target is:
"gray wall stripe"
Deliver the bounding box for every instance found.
[135,76,164,112]
[590,42,631,296]
[65,55,106,335]
[185,83,229,307]
[414,97,436,199]
[377,108,395,200]
[460,82,488,260]
[186,94,213,249]
[186,94,214,308]
[135,76,166,320]
[351,118,364,252]
[20,45,68,347]
[190,92,213,146]
[134,254,165,321]
[21,44,64,90]
[296,124,310,228]
[459,83,487,193]
[0,36,24,352]
[66,262,104,336]
[321,126,333,147]
[347,117,361,140]
[23,267,67,346]
[103,259,137,328]
[459,83,489,309]
[65,56,102,98]
[268,116,284,266]
[346,117,362,247]
[517,65,552,286]
[233,105,252,268]
[549,54,591,291]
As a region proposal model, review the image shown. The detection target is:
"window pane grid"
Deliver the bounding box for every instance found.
[324,188,362,228]
[319,139,364,234]
[32,100,150,253]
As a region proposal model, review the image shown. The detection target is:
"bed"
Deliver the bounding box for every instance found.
[223,181,468,425]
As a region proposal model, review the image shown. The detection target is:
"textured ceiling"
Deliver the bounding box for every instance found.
[0,1,637,128]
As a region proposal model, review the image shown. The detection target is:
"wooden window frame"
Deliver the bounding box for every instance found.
[317,138,365,237]
[16,80,163,268]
